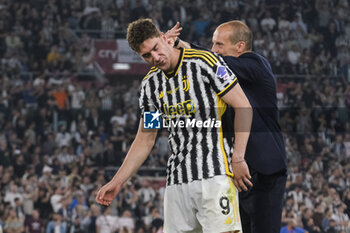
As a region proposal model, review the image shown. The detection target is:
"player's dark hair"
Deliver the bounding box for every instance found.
[127,18,161,53]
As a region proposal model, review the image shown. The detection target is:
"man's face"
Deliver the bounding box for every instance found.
[211,27,239,57]
[33,210,39,219]
[139,35,173,72]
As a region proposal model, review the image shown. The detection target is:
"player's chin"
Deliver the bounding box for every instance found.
[155,62,167,70]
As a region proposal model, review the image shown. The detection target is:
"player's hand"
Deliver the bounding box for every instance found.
[165,22,183,45]
[96,181,121,206]
[231,160,253,192]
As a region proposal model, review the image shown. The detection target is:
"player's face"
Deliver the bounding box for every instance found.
[211,27,239,57]
[139,35,173,72]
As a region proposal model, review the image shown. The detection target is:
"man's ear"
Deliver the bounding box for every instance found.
[237,41,246,54]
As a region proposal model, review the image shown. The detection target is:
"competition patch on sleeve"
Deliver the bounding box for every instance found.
[216,65,229,80]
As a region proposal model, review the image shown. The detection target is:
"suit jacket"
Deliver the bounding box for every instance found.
[223,52,287,174]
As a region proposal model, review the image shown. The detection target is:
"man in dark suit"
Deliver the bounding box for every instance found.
[169,20,287,233]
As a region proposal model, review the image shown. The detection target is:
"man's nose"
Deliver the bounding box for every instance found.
[211,45,218,53]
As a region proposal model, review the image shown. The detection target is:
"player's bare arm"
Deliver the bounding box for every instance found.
[96,119,158,206]
[221,83,253,192]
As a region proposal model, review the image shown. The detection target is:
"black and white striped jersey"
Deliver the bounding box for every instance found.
[139,48,238,186]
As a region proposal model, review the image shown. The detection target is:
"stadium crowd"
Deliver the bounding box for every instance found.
[0,0,349,232]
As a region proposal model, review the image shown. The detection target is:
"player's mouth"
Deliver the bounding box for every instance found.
[156,60,166,67]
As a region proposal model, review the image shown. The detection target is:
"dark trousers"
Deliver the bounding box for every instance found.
[239,167,287,233]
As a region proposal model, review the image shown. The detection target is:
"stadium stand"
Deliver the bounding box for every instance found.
[0,0,349,232]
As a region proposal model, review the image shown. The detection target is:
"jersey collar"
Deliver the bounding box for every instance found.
[165,48,184,79]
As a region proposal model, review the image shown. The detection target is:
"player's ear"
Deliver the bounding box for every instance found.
[160,33,170,44]
[160,32,167,40]
[167,37,173,46]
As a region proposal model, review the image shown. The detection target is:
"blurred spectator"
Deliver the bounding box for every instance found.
[3,208,24,233]
[289,13,307,34]
[41,133,58,157]
[280,219,307,233]
[57,147,76,166]
[70,216,84,233]
[304,218,321,233]
[50,187,70,214]
[118,209,134,232]
[344,189,350,217]
[110,109,127,127]
[13,197,25,222]
[34,186,53,220]
[95,206,118,233]
[150,208,163,233]
[102,140,120,166]
[51,85,69,112]
[81,203,99,233]
[45,213,67,233]
[130,0,148,21]
[24,209,44,233]
[90,134,104,165]
[324,22,339,58]
[47,45,61,64]
[55,125,72,148]
[22,184,36,217]
[109,121,126,152]
[5,31,22,54]
[71,193,89,222]
[312,202,324,229]
[58,195,72,224]
[69,83,86,118]
[4,183,23,208]
[98,84,113,125]
[81,4,102,37]
[101,11,115,39]
[193,13,211,38]
[138,180,155,205]
[87,109,100,131]
[13,154,26,178]
[260,11,276,33]
[287,44,301,66]
[331,204,350,232]
[325,219,338,233]
[84,90,100,118]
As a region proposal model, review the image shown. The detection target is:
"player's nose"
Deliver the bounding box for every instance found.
[151,51,160,62]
